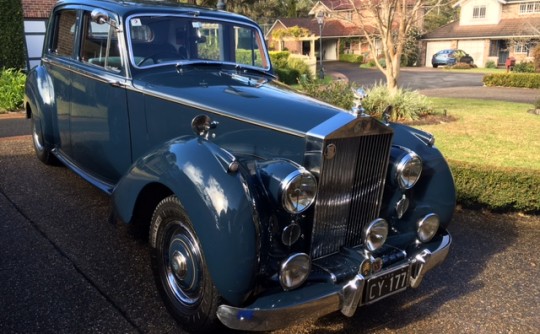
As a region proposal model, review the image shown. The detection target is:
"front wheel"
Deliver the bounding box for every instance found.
[150,195,221,332]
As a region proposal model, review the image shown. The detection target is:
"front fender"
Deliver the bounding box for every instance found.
[390,123,456,227]
[113,137,258,306]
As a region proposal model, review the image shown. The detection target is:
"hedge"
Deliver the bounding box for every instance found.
[339,54,363,63]
[273,67,300,85]
[0,0,26,69]
[483,73,540,88]
[449,159,540,214]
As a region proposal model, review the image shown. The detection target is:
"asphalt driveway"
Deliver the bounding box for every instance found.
[324,62,539,104]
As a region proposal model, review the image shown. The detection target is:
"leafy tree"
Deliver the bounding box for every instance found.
[181,0,313,23]
[343,0,453,92]
[423,1,458,33]
[0,0,25,69]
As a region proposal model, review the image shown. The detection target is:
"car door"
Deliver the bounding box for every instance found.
[43,8,78,156]
[68,9,131,185]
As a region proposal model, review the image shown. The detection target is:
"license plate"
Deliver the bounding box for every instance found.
[364,265,409,304]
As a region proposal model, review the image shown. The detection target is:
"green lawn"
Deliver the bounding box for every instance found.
[416,98,540,170]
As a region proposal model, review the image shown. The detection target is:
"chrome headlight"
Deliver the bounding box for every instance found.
[417,213,440,243]
[279,253,311,290]
[363,218,388,252]
[395,149,422,190]
[281,169,317,214]
[258,160,317,214]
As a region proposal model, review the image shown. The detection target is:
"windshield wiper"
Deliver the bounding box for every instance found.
[175,60,225,74]
[175,60,276,80]
[232,64,276,80]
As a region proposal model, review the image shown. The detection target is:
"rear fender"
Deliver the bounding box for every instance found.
[113,137,258,305]
[24,66,57,146]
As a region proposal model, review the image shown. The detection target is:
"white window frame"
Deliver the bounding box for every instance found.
[514,43,529,54]
[473,5,486,19]
[520,2,540,14]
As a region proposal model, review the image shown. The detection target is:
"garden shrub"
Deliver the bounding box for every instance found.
[339,54,363,63]
[0,68,26,112]
[269,51,290,69]
[287,57,312,81]
[447,62,477,69]
[449,159,539,214]
[269,51,313,84]
[299,79,355,110]
[361,84,433,121]
[483,73,540,88]
[273,67,300,85]
[485,60,497,69]
[513,61,535,73]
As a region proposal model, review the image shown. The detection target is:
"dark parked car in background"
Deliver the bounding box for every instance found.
[25,0,456,332]
[432,49,474,68]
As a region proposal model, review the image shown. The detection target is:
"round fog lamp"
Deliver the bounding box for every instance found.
[417,213,440,243]
[279,253,311,290]
[363,218,388,252]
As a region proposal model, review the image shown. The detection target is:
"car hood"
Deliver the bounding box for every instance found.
[132,67,348,136]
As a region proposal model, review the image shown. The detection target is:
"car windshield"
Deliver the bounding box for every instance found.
[127,15,269,70]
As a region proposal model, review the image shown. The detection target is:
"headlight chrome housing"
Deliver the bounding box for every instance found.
[281,169,317,214]
[363,218,389,252]
[417,213,440,243]
[258,160,318,214]
[395,149,422,190]
[279,253,311,290]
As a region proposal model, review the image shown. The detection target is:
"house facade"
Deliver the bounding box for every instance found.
[21,0,56,70]
[422,0,540,67]
[266,0,422,68]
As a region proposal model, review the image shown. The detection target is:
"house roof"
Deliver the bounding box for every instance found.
[454,0,530,7]
[423,17,540,39]
[269,17,365,38]
[316,0,361,11]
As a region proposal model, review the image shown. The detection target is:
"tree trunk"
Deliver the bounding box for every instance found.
[384,56,400,93]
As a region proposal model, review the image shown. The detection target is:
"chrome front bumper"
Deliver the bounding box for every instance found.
[217,233,452,331]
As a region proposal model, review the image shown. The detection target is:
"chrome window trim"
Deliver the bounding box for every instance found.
[125,13,271,71]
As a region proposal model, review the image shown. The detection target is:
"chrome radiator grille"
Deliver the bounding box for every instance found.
[310,132,393,259]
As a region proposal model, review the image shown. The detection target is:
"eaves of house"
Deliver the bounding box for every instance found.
[266,17,365,39]
[423,17,540,40]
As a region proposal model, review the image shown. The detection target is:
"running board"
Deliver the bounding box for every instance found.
[52,148,115,195]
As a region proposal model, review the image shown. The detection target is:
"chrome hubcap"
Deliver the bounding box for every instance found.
[163,221,203,306]
[171,251,187,280]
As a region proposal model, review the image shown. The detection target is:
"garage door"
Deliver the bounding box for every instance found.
[425,41,452,67]
[458,40,485,68]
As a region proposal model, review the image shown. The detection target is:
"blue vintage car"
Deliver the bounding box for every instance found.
[25,0,455,332]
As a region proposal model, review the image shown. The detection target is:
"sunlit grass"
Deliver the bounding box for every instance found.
[416,98,540,170]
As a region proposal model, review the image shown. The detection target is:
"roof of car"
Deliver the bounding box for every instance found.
[54,0,256,25]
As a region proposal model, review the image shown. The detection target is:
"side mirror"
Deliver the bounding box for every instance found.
[91,9,109,24]
[196,35,207,44]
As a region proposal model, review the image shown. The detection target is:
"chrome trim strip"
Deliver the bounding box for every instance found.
[42,59,307,138]
[134,88,308,138]
[125,13,271,71]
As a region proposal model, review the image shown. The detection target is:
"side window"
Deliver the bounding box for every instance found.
[51,10,77,57]
[80,12,123,72]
